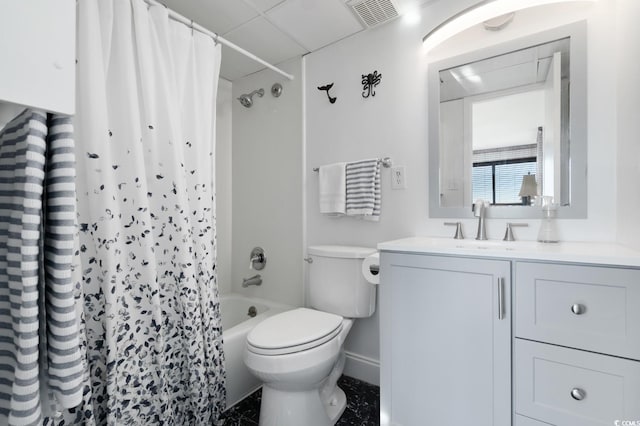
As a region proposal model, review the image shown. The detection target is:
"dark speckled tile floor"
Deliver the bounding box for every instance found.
[219,375,380,426]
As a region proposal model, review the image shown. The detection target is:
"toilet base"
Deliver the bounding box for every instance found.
[259,385,332,426]
[257,385,347,426]
[325,386,346,424]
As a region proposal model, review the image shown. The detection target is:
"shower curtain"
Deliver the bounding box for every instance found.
[46,0,225,424]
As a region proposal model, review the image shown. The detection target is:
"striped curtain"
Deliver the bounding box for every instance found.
[0,110,84,425]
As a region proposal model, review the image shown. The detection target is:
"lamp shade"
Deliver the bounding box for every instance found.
[518,174,538,197]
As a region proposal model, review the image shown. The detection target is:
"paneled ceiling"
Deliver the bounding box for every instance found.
[162,0,435,81]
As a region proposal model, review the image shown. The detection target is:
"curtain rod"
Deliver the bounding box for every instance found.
[145,0,295,81]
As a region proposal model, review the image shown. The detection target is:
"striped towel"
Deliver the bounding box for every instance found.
[345,159,381,221]
[0,110,83,426]
[41,115,83,412]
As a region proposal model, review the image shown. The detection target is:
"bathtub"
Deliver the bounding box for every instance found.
[220,293,291,409]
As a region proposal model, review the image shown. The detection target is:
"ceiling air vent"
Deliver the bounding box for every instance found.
[347,0,399,28]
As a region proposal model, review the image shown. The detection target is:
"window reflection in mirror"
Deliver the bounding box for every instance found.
[439,37,570,208]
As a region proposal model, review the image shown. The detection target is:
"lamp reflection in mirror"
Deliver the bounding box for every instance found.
[519,174,538,206]
[422,0,597,52]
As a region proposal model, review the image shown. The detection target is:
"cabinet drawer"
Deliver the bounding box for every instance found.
[515,262,640,359]
[514,414,553,425]
[515,339,640,426]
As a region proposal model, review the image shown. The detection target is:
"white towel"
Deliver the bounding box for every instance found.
[319,162,347,214]
[346,159,381,221]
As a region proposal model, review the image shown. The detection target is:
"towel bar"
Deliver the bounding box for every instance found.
[313,157,392,172]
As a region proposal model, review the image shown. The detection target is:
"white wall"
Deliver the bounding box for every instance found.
[231,58,304,307]
[216,78,233,295]
[305,0,625,384]
[616,0,640,251]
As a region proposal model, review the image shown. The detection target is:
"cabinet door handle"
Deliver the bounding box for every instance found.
[571,303,586,315]
[498,277,505,320]
[571,388,586,401]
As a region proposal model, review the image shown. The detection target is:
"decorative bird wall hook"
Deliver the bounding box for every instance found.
[362,70,382,98]
[317,83,337,104]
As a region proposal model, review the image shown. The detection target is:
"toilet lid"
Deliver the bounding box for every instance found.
[247,308,343,356]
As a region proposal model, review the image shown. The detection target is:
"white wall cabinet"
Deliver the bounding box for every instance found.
[380,253,511,426]
[0,0,76,114]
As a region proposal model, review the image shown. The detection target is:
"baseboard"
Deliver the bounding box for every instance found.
[343,351,380,386]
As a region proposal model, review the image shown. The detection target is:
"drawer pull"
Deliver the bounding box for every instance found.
[498,277,505,320]
[571,304,586,315]
[570,388,586,401]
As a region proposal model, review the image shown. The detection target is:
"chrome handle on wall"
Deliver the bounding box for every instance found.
[571,303,586,315]
[498,277,505,320]
[249,247,266,270]
[570,388,586,401]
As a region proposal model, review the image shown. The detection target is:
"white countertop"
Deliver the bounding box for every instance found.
[377,237,640,268]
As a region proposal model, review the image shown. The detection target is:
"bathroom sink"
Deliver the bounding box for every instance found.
[451,239,522,251]
[378,237,640,267]
[379,237,542,254]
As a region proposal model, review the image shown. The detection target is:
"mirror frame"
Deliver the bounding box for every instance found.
[428,20,587,219]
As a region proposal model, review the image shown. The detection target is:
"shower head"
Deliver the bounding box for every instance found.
[237,88,264,108]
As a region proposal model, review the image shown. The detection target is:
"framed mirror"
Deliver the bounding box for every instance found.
[428,21,587,219]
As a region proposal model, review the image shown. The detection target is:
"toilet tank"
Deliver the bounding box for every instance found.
[307,245,377,318]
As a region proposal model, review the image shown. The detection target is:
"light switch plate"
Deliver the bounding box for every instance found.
[391,166,406,189]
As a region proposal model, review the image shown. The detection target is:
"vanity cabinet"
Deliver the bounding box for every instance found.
[514,262,640,425]
[379,252,512,426]
[0,0,76,114]
[379,238,640,426]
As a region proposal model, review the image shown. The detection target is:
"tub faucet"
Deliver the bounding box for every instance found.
[242,274,262,288]
[473,199,488,241]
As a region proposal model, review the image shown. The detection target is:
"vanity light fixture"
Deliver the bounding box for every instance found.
[422,0,596,52]
[483,12,515,31]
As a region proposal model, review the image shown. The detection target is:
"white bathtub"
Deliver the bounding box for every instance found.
[220,293,291,409]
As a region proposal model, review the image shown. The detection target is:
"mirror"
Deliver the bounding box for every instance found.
[428,21,587,219]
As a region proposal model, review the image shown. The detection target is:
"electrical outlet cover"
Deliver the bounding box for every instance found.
[391,166,406,189]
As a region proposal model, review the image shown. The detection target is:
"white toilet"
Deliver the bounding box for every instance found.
[243,245,377,426]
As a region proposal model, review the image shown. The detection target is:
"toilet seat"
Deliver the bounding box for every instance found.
[247,308,343,356]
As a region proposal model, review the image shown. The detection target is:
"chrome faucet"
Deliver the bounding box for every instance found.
[473,199,488,241]
[242,274,262,288]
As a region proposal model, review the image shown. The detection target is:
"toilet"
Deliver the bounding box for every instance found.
[243,245,377,426]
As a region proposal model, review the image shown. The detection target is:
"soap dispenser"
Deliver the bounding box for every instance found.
[537,196,559,243]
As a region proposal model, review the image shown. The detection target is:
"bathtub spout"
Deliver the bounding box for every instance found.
[242,274,262,288]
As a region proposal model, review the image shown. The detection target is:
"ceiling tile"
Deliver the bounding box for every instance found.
[219,45,269,81]
[163,0,258,34]
[224,17,307,65]
[243,0,286,13]
[266,0,364,51]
